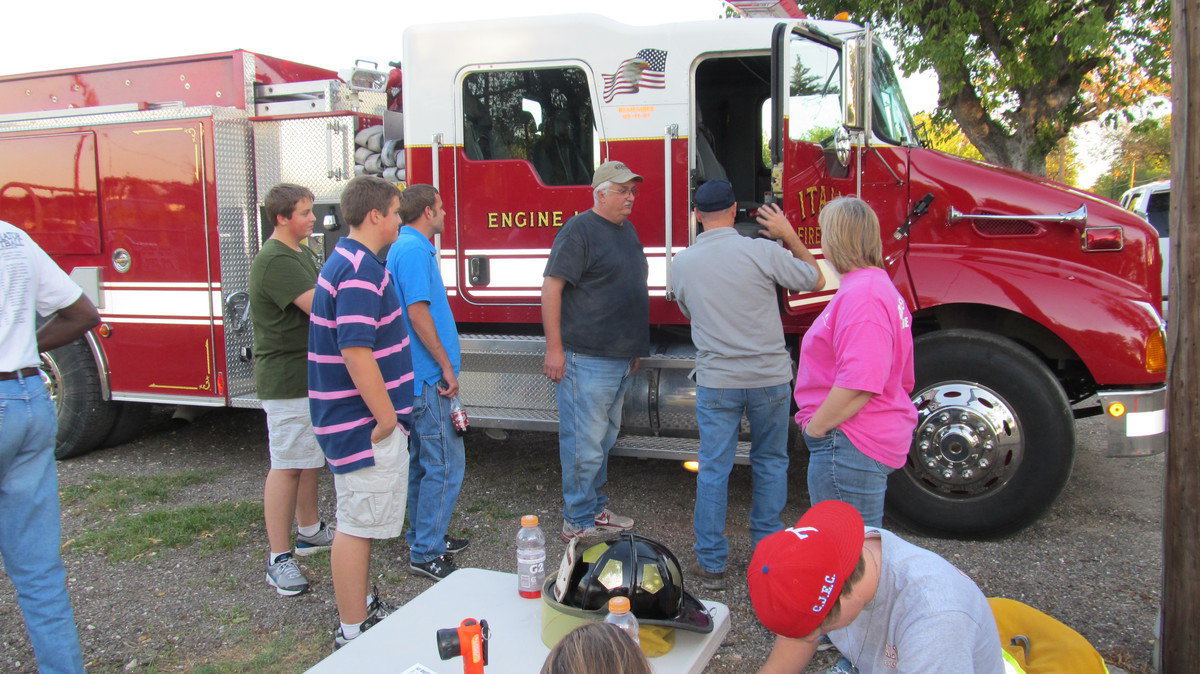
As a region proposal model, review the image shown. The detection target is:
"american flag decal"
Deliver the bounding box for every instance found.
[602,48,667,102]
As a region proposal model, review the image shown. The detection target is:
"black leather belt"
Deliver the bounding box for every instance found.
[0,367,40,381]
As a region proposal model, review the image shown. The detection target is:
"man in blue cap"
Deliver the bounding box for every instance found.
[670,182,825,590]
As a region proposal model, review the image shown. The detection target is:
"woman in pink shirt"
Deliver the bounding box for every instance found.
[794,197,916,526]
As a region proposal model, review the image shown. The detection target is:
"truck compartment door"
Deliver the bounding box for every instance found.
[0,132,101,256]
[98,120,222,402]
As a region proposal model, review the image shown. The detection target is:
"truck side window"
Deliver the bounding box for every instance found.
[462,67,596,186]
[1146,190,1170,237]
[787,37,842,143]
[872,48,917,146]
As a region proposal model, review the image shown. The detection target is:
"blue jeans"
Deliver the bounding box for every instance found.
[405,384,466,564]
[557,350,634,529]
[0,374,85,674]
[693,383,791,573]
[805,428,895,527]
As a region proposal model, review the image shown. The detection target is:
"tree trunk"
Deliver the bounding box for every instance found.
[1161,0,1200,668]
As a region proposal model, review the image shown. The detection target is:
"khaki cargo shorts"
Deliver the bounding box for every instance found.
[332,429,409,539]
[261,398,325,470]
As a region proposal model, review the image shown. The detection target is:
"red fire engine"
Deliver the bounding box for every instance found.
[0,13,1165,536]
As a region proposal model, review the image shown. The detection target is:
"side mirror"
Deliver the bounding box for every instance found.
[840,27,873,134]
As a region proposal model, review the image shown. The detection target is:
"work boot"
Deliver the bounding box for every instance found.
[689,562,726,592]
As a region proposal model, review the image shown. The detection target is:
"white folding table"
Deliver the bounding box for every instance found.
[306,568,731,673]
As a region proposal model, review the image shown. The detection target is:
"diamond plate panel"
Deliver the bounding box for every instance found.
[213,111,258,400]
[253,116,355,201]
[612,435,752,465]
[458,334,708,436]
[460,353,557,412]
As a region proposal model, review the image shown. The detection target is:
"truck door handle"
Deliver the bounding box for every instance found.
[224,291,251,333]
[468,256,490,286]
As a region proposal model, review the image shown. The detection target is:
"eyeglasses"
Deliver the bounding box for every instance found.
[609,186,640,197]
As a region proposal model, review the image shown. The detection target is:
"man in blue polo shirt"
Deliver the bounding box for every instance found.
[386,184,468,581]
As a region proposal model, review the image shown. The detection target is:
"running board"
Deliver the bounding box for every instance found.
[611,435,752,465]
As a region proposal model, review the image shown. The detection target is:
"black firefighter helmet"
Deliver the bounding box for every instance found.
[558,531,712,632]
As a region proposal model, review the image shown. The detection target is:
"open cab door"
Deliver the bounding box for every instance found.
[770,21,911,317]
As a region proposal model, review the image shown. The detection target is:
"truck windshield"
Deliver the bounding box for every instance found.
[872,46,917,146]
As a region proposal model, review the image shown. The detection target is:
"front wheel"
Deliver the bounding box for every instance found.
[886,330,1075,537]
[40,338,117,459]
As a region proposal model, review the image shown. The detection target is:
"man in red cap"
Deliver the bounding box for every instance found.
[747,500,1005,673]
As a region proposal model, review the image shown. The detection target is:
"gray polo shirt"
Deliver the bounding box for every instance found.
[669,227,819,388]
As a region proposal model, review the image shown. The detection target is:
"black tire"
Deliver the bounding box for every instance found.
[886,329,1075,537]
[40,339,117,460]
[100,402,152,448]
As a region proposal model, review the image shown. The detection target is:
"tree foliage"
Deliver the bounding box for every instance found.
[915,111,1081,185]
[795,0,1170,175]
[914,112,982,160]
[1091,116,1171,199]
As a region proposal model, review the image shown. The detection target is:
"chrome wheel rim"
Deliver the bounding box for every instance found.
[905,381,1023,501]
[39,352,63,410]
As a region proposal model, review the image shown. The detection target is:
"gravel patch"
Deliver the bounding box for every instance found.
[0,410,1160,672]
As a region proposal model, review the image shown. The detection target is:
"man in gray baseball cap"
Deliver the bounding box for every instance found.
[590,160,642,188]
[542,161,649,543]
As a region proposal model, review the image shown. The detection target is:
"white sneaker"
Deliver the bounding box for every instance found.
[562,520,603,543]
[594,508,634,531]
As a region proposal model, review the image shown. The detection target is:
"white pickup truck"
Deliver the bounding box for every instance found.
[1121,180,1171,301]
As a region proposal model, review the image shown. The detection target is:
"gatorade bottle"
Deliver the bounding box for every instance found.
[517,515,545,598]
[604,596,640,646]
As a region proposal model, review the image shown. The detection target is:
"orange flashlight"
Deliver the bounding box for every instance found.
[436,618,489,674]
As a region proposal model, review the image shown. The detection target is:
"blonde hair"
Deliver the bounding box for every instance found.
[540,623,652,674]
[818,197,885,274]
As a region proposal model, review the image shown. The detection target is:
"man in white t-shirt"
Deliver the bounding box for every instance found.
[747,500,1005,673]
[0,220,99,673]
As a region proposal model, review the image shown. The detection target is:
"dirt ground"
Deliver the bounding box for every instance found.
[0,408,1162,673]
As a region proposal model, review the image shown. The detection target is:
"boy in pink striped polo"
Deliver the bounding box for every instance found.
[308,176,413,650]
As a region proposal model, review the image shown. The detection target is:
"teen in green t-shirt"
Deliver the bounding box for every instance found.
[249,183,335,596]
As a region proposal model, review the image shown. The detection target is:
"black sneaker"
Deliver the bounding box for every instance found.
[366,584,396,621]
[333,612,385,651]
[333,586,394,651]
[444,535,470,554]
[410,554,457,581]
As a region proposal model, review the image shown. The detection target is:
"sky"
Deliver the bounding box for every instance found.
[3,0,941,110]
[20,0,1148,185]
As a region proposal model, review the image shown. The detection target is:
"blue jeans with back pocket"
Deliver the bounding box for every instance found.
[804,427,895,527]
[0,374,85,673]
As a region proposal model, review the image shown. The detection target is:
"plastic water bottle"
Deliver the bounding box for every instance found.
[449,396,469,436]
[517,515,545,598]
[605,596,640,646]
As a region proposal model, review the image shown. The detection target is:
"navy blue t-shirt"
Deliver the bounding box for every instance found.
[308,238,414,474]
[543,209,649,358]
